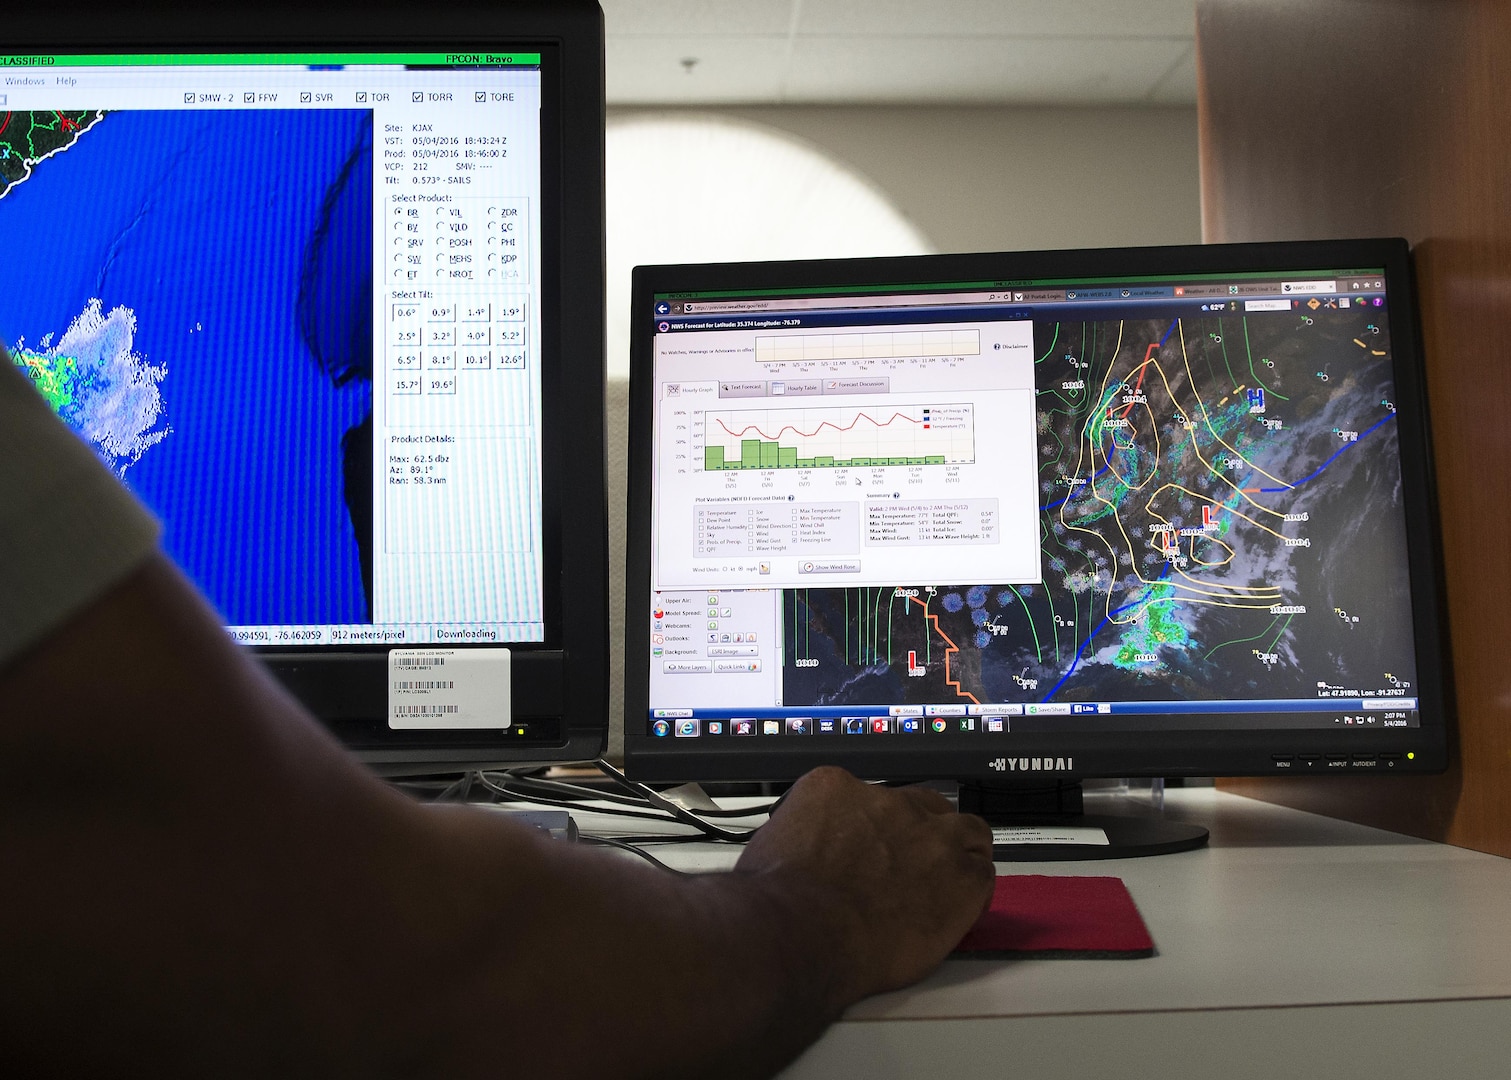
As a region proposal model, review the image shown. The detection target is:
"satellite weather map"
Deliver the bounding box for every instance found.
[0,107,373,626]
[783,305,1418,708]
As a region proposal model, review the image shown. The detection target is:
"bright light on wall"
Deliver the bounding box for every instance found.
[601,114,931,749]
[606,113,934,378]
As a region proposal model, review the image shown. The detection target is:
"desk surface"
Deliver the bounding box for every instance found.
[566,788,1511,1078]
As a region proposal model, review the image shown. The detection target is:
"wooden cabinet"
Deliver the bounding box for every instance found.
[1199,0,1511,856]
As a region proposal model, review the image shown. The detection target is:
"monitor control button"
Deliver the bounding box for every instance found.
[1271,754,1295,767]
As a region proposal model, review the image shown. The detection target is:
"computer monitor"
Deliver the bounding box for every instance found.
[625,239,1449,854]
[1,1,608,772]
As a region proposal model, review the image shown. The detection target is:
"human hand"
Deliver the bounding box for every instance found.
[733,767,994,1008]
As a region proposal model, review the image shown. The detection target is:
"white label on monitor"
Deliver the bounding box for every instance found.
[991,826,1110,846]
[388,648,512,729]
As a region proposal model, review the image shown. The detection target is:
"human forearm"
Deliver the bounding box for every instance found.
[0,556,991,1078]
[0,557,844,1079]
[395,810,859,1080]
[408,770,993,1079]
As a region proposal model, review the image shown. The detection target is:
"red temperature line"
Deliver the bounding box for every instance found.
[1117,342,1160,418]
[0,112,12,137]
[715,409,922,442]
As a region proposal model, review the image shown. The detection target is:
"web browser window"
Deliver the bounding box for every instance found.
[644,270,1422,740]
[1,50,546,647]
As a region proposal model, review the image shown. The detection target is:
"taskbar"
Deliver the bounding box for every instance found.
[229,622,545,647]
[647,697,1421,738]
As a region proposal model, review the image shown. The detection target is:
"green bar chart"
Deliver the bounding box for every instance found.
[698,404,974,471]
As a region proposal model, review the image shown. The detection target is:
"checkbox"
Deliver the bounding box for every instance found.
[355,91,367,103]
[412,91,424,102]
[243,91,254,103]
[184,92,195,104]
[475,91,486,102]
[299,91,312,103]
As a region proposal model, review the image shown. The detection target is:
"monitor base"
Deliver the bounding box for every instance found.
[959,779,1209,861]
[986,812,1209,861]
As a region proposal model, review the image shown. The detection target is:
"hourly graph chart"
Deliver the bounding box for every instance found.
[698,403,976,470]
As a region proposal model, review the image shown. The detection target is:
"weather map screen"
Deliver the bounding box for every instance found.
[628,242,1447,781]
[0,51,548,650]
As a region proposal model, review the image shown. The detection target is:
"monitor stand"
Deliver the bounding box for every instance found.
[958,779,1209,860]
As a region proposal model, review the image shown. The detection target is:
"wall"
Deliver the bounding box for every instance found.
[604,104,1200,753]
[718,105,1201,256]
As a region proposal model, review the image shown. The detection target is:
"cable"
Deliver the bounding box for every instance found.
[499,769,781,819]
[450,763,764,847]
[578,835,692,876]
[430,772,474,802]
[590,832,714,846]
[642,797,781,820]
[478,765,759,843]
[393,777,464,799]
[492,771,666,810]
[472,772,677,824]
[592,759,757,843]
[471,766,769,874]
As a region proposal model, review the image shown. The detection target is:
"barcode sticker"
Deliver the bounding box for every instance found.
[392,656,448,670]
[387,648,511,729]
[990,826,1110,846]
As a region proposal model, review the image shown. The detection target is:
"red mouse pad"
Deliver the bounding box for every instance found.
[954,875,1155,958]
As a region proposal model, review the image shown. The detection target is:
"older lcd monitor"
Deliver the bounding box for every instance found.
[2,1,608,770]
[625,240,1448,839]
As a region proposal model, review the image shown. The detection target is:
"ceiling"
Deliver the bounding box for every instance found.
[602,0,1198,107]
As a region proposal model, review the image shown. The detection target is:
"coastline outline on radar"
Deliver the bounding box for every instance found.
[3,109,169,475]
[0,108,106,200]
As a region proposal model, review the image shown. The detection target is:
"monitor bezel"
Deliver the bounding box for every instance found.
[7,1,609,771]
[624,238,1450,782]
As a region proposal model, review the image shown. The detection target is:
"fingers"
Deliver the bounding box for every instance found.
[953,811,995,860]
[783,771,989,835]
[892,784,955,816]
[773,770,995,873]
[781,769,950,818]
[740,769,999,1002]
[787,765,860,802]
[772,765,858,818]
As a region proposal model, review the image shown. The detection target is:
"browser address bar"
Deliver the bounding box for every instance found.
[677,290,1027,314]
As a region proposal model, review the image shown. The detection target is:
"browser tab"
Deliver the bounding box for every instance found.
[1064,288,1119,300]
